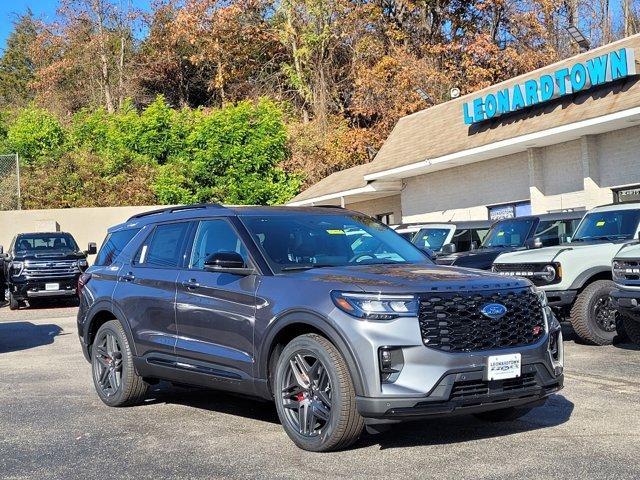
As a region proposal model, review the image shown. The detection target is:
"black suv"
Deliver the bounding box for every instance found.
[78,204,564,452]
[436,212,585,270]
[2,232,96,310]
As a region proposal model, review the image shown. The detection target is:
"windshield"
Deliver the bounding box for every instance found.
[241,214,429,272]
[481,218,535,248]
[412,228,452,251]
[572,209,640,242]
[14,233,79,253]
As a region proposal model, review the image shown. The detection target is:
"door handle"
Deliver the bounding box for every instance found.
[121,272,135,282]
[181,279,200,290]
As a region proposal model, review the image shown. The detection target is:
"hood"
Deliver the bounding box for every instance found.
[283,262,531,294]
[495,239,631,264]
[13,250,86,262]
[437,247,517,269]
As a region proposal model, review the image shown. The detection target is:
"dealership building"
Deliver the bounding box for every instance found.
[288,34,640,224]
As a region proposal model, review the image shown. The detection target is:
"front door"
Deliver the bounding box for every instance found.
[175,218,258,389]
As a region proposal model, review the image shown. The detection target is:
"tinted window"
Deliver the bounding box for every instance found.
[139,222,190,268]
[95,229,140,266]
[482,219,535,248]
[15,233,78,253]
[190,220,248,269]
[413,228,452,251]
[534,219,580,247]
[242,213,428,272]
[573,210,640,242]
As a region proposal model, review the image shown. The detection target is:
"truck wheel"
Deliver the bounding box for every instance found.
[570,280,618,345]
[622,316,640,345]
[8,292,20,310]
[91,320,149,407]
[474,406,536,422]
[274,333,364,452]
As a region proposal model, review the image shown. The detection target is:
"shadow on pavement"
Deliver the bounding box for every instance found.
[142,383,280,424]
[359,394,575,450]
[0,322,64,353]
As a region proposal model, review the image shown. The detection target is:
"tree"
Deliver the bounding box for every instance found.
[0,11,38,107]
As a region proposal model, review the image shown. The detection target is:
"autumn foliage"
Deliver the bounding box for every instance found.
[0,0,638,207]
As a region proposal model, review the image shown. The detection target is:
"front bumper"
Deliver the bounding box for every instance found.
[611,287,640,320]
[543,289,577,307]
[10,276,79,300]
[357,363,562,419]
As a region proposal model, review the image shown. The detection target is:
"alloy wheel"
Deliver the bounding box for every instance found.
[93,331,123,397]
[593,295,618,333]
[280,352,332,437]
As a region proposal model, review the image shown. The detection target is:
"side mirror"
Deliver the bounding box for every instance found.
[525,237,543,249]
[204,251,254,275]
[420,247,437,261]
[441,243,457,255]
[86,242,97,255]
[470,241,478,251]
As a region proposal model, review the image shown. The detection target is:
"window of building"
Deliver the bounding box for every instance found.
[614,186,640,204]
[487,202,531,221]
[375,213,395,225]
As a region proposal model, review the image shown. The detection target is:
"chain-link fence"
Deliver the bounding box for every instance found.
[0,153,21,211]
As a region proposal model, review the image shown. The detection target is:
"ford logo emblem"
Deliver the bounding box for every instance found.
[481,303,507,319]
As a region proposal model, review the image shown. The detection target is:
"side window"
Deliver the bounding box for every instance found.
[452,229,472,251]
[95,229,140,267]
[190,220,249,269]
[138,222,190,268]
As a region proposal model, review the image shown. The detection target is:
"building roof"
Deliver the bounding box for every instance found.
[288,163,372,203]
[290,34,640,203]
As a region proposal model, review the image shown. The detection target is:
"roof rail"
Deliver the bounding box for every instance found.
[127,203,222,221]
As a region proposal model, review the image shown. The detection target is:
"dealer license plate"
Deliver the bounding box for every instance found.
[486,353,521,381]
[45,283,60,291]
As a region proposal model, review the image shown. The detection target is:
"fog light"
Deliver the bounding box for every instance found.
[378,347,404,383]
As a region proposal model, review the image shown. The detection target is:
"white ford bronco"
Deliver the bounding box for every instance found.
[611,242,640,345]
[493,203,640,345]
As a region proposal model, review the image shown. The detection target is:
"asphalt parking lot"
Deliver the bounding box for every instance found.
[1,303,640,480]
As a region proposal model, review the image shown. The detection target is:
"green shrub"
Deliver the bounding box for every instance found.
[6,105,65,162]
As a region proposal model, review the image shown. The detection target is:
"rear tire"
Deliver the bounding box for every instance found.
[8,292,20,310]
[473,406,535,422]
[622,316,640,345]
[274,333,364,452]
[570,280,618,345]
[91,320,149,407]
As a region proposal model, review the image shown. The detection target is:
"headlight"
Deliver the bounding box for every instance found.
[331,291,418,320]
[10,261,24,276]
[77,259,89,269]
[540,264,557,283]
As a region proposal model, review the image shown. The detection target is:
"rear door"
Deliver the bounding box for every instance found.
[175,218,259,388]
[113,221,192,360]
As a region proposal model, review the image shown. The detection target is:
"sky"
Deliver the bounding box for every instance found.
[0,0,630,54]
[0,0,152,53]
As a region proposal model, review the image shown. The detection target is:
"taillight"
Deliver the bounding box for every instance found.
[78,273,92,296]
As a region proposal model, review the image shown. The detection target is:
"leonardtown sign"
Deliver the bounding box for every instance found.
[463,47,637,125]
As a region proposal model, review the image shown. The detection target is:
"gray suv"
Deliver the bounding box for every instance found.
[77,204,564,452]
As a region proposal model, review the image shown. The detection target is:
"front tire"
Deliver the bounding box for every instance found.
[570,280,618,345]
[622,315,640,345]
[274,334,364,452]
[91,320,149,407]
[8,292,20,310]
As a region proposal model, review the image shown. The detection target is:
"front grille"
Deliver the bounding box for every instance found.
[23,260,79,278]
[450,372,538,401]
[418,288,545,352]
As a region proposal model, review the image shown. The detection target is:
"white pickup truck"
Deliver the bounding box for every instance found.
[493,203,640,345]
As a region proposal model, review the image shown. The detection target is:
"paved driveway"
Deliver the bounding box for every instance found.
[1,304,639,479]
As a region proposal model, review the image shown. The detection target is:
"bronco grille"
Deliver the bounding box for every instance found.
[23,260,79,278]
[418,289,545,352]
